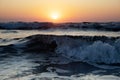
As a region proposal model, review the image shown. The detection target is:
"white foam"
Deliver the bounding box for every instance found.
[56,38,120,66]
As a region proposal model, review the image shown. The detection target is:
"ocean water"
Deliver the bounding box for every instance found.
[0,29,120,80]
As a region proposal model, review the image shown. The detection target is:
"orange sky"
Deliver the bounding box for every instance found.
[0,0,120,22]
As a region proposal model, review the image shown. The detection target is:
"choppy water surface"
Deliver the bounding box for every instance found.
[0,29,120,39]
[0,29,120,80]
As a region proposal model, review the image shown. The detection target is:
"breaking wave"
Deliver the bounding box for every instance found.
[1,34,120,68]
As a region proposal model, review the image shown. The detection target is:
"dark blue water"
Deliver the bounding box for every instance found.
[0,30,120,80]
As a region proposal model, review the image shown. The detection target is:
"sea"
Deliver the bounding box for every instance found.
[0,29,120,80]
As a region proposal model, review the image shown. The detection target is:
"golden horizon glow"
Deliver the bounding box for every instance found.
[0,0,120,22]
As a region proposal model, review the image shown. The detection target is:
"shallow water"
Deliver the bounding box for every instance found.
[0,52,120,80]
[0,29,120,80]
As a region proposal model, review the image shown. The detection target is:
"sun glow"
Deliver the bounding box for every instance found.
[0,0,120,22]
[51,12,60,20]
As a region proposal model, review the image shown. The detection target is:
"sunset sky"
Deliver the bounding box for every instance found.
[0,0,120,22]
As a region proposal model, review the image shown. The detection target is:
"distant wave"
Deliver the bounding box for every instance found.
[0,22,120,31]
[0,34,120,68]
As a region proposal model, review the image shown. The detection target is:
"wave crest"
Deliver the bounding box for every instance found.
[55,36,120,64]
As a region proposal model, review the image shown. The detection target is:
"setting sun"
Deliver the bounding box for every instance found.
[51,12,60,20]
[0,0,120,22]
